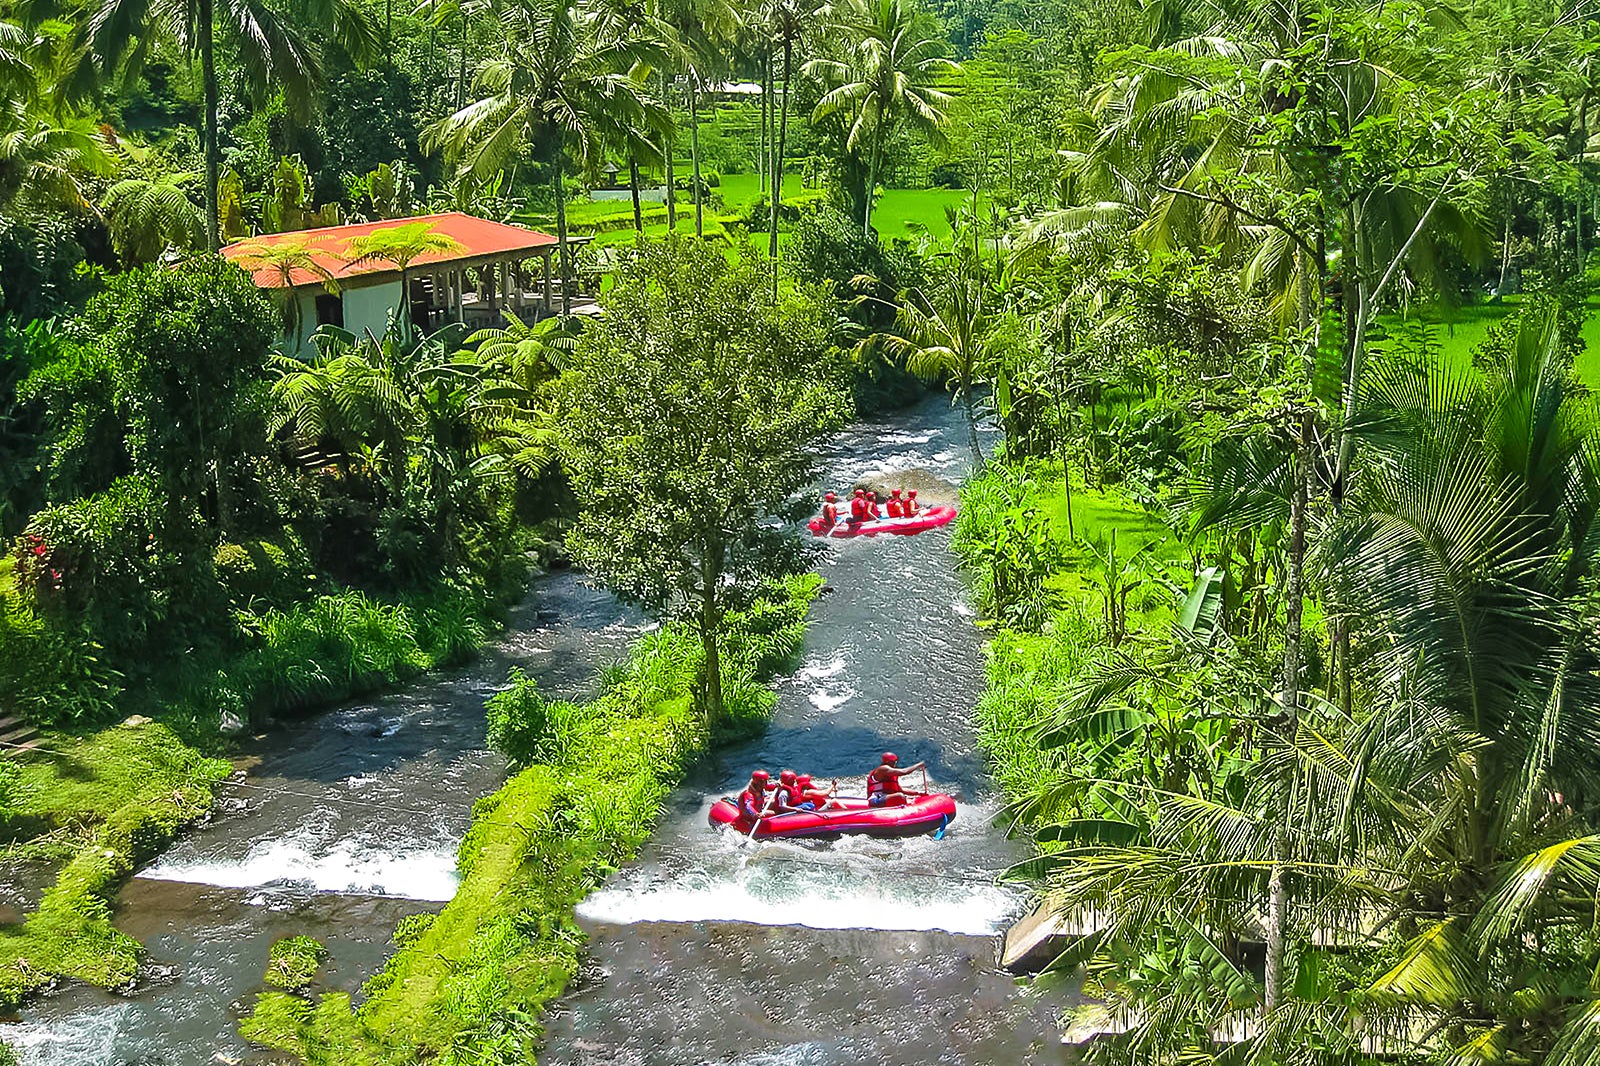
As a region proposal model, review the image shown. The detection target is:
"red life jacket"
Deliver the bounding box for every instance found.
[868,767,901,797]
[740,788,767,820]
[903,497,918,516]
[887,498,904,517]
[850,497,867,520]
[822,502,838,526]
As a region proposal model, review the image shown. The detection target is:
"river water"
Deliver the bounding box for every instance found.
[8,393,1070,1064]
[540,396,1072,1065]
[7,577,644,1066]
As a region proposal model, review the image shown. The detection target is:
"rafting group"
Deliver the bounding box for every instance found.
[808,488,957,539]
[709,752,958,839]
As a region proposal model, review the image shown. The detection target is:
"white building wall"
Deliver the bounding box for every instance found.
[342,278,404,340]
[281,278,402,353]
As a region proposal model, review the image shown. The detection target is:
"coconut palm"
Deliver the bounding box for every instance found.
[0,99,114,215]
[342,220,465,342]
[99,172,207,265]
[765,0,819,278]
[87,0,378,251]
[424,0,667,315]
[806,0,955,235]
[874,258,1000,465]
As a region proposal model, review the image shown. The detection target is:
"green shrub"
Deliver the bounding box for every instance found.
[265,936,327,992]
[214,532,315,609]
[0,593,121,726]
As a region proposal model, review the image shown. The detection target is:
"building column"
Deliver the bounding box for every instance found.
[542,253,553,313]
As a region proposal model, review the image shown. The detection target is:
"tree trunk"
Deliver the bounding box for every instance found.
[200,0,220,252]
[663,74,677,231]
[629,156,643,232]
[457,11,468,109]
[1265,409,1312,1017]
[552,144,572,317]
[863,126,881,235]
[689,73,704,238]
[770,36,792,295]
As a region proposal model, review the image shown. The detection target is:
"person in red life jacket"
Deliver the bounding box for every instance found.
[848,488,869,525]
[866,751,926,808]
[773,769,808,812]
[795,773,837,812]
[886,489,905,518]
[867,491,883,519]
[820,492,840,530]
[903,489,919,517]
[739,770,773,825]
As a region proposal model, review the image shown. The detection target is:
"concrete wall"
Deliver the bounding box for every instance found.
[343,278,403,340]
[281,277,400,352]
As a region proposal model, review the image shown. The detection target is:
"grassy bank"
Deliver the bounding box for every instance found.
[0,720,230,1007]
[951,462,1190,807]
[0,568,531,1009]
[239,573,822,1064]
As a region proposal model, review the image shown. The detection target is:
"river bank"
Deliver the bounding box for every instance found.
[7,572,642,1065]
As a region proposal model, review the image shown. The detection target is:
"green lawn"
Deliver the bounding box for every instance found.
[1381,294,1600,386]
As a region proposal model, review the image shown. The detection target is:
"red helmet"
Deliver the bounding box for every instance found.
[891,489,902,496]
[854,488,865,495]
[779,769,798,785]
[751,769,769,783]
[881,752,898,765]
[907,489,917,496]
[825,492,837,501]
[796,774,812,788]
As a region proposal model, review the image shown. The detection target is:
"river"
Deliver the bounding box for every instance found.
[8,393,1071,1064]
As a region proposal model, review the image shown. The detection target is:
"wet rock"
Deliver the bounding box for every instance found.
[549,555,574,570]
[536,608,559,622]
[854,467,960,507]
[218,711,247,736]
[120,714,153,728]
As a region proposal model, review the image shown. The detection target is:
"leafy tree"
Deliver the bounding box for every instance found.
[559,238,845,722]
[85,256,277,536]
[806,0,956,233]
[99,172,206,266]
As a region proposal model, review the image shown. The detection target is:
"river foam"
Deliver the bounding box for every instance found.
[140,831,460,901]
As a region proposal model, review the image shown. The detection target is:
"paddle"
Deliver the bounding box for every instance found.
[746,792,777,841]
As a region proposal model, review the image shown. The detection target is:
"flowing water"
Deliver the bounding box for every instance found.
[7,394,1071,1065]
[7,576,644,1066]
[540,395,1073,1065]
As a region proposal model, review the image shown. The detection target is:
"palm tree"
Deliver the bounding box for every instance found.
[424,0,667,315]
[806,0,955,235]
[0,99,114,216]
[765,0,818,280]
[232,234,342,349]
[342,220,465,342]
[874,258,999,465]
[465,311,576,391]
[87,0,378,251]
[99,173,207,265]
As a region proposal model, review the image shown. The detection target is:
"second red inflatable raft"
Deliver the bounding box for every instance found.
[808,505,956,539]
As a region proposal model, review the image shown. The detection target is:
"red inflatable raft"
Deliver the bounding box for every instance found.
[709,793,958,840]
[808,506,957,539]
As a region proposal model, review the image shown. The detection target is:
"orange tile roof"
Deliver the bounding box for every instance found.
[221,212,560,289]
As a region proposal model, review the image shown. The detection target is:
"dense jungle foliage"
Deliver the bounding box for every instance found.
[3,0,1600,1054]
